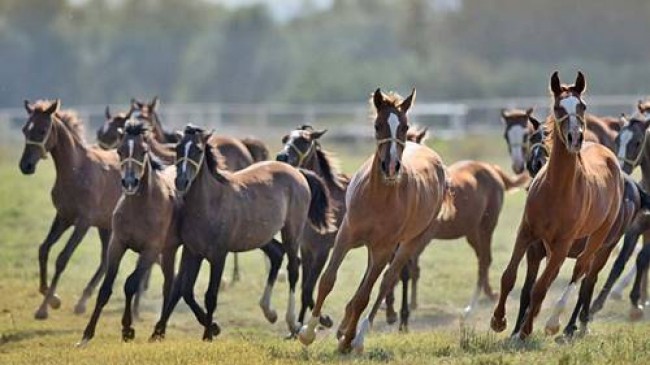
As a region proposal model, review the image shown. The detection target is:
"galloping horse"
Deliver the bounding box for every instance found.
[384,128,528,329]
[276,125,350,327]
[19,100,121,320]
[298,88,452,353]
[491,71,624,339]
[77,121,182,346]
[150,125,334,340]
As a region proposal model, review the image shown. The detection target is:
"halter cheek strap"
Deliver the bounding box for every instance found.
[120,153,150,194]
[25,116,55,159]
[287,140,315,167]
[175,151,205,192]
[530,142,549,157]
[554,113,585,146]
[619,129,650,168]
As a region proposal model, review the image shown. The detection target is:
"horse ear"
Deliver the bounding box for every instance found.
[526,107,534,116]
[550,71,562,96]
[281,134,289,144]
[24,100,33,114]
[638,100,645,113]
[150,96,159,110]
[175,130,184,141]
[45,99,60,115]
[619,113,629,125]
[310,129,327,140]
[500,108,507,120]
[416,127,428,143]
[124,105,134,119]
[105,105,111,120]
[574,71,586,94]
[373,88,384,110]
[529,115,541,130]
[400,88,416,114]
[131,98,143,110]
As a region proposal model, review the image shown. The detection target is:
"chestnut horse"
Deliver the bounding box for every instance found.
[77,121,181,346]
[491,71,624,339]
[150,125,334,340]
[384,128,528,330]
[19,100,121,320]
[276,125,350,327]
[298,88,452,353]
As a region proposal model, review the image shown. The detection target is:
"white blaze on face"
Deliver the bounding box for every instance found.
[618,129,634,160]
[284,130,302,153]
[27,122,34,131]
[559,96,581,131]
[388,113,400,161]
[506,125,527,167]
[128,139,134,158]
[182,141,192,174]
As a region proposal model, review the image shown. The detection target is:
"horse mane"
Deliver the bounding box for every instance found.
[314,148,348,189]
[368,91,404,120]
[33,100,86,145]
[124,120,165,171]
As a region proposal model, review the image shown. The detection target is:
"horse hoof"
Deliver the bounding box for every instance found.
[122,327,135,342]
[398,323,409,333]
[490,316,506,332]
[210,322,221,337]
[262,309,278,324]
[337,337,352,354]
[554,334,571,345]
[75,339,89,348]
[73,302,86,315]
[149,332,165,342]
[297,325,315,346]
[319,315,334,329]
[629,306,644,321]
[386,310,398,325]
[34,307,48,320]
[545,324,560,336]
[48,295,61,309]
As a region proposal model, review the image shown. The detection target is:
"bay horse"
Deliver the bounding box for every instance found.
[97,105,273,284]
[19,100,121,320]
[514,113,650,337]
[77,121,182,346]
[491,71,624,340]
[150,125,334,340]
[276,125,350,327]
[384,127,528,330]
[298,88,452,353]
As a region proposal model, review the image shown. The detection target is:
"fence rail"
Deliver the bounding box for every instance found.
[1,94,646,144]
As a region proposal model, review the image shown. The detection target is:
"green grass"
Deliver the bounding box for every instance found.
[1,136,649,365]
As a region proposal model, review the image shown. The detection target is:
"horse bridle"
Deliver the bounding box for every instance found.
[285,138,316,167]
[376,137,406,148]
[98,137,121,150]
[120,150,150,195]
[175,149,205,193]
[25,114,56,159]
[553,112,586,146]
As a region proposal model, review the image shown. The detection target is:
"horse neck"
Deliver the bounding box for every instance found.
[50,120,87,182]
[184,159,228,210]
[303,150,340,192]
[369,153,398,194]
[545,131,579,188]
[149,138,175,163]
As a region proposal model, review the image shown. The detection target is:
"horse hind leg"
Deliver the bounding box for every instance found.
[75,228,111,315]
[398,262,411,332]
[629,244,650,320]
[259,239,284,324]
[511,244,543,337]
[35,222,90,320]
[202,253,228,341]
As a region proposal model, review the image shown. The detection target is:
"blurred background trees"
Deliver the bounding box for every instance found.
[1,0,649,107]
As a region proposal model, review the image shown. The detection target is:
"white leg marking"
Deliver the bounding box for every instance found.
[286,289,297,333]
[545,282,577,332]
[351,316,371,352]
[462,285,482,319]
[612,265,637,298]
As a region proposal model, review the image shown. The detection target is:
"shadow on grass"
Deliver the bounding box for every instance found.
[0,328,77,347]
[459,326,543,355]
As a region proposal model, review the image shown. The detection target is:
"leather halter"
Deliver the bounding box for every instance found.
[553,112,585,146]
[25,115,56,159]
[286,139,316,167]
[618,129,649,168]
[175,149,205,193]
[98,138,121,150]
[120,151,150,195]
[376,137,406,147]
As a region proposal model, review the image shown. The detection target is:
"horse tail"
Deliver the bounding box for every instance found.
[299,169,336,234]
[492,164,529,191]
[636,182,650,212]
[240,137,269,162]
[436,173,456,221]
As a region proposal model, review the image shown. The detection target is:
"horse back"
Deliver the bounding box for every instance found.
[210,136,254,171]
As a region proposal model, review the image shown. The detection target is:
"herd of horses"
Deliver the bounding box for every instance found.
[16,71,650,353]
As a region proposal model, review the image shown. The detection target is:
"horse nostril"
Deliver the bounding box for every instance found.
[578,134,584,144]
[395,161,401,172]
[568,133,573,145]
[121,178,127,187]
[133,178,139,186]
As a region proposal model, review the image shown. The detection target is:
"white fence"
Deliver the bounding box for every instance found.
[1,94,646,144]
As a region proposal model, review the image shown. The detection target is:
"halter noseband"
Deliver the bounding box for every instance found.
[618,128,649,168]
[553,112,585,146]
[376,137,406,148]
[120,152,150,195]
[286,139,316,167]
[25,115,56,159]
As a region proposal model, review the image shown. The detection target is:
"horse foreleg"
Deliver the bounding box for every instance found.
[511,244,543,337]
[77,239,126,347]
[75,227,111,315]
[259,239,284,324]
[398,262,410,332]
[38,214,72,309]
[491,223,535,333]
[35,222,90,320]
[298,220,355,346]
[121,251,157,342]
[629,243,650,320]
[203,253,228,341]
[231,253,240,284]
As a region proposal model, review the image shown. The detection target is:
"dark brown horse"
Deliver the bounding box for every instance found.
[150,125,334,340]
[19,100,122,320]
[276,125,350,327]
[491,71,624,339]
[298,88,452,353]
[77,121,181,346]
[384,128,528,330]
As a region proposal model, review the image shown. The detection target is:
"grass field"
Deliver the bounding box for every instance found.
[1,135,649,365]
